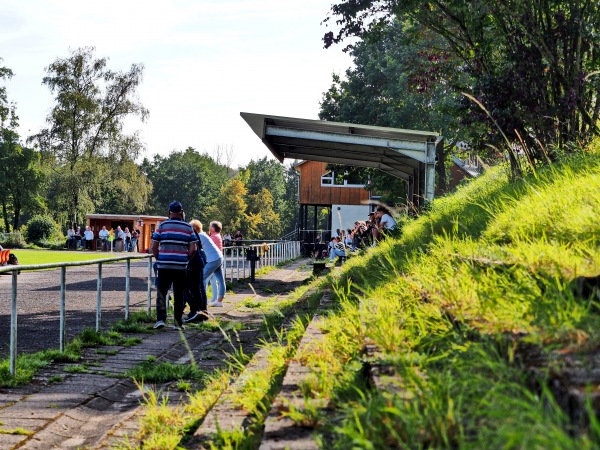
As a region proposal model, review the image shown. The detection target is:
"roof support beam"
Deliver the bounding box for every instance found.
[280,150,412,181]
[266,126,432,164]
[240,112,441,203]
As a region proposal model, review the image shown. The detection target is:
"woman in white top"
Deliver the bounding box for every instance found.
[375,206,396,241]
[189,220,225,307]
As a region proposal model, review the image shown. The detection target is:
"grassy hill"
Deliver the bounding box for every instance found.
[301,144,600,448]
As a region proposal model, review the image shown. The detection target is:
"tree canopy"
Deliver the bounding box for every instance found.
[29,47,148,225]
[324,0,600,168]
[142,147,227,222]
[320,21,466,197]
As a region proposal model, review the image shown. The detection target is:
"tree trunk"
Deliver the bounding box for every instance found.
[1,201,10,232]
[435,143,449,195]
[12,201,21,231]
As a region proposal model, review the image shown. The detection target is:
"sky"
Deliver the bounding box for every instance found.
[0,0,353,167]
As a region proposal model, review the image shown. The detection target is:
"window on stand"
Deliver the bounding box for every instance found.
[321,171,365,188]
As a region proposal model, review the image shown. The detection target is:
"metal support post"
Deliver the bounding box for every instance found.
[125,258,131,320]
[96,262,102,332]
[147,256,153,316]
[60,267,66,352]
[9,270,18,377]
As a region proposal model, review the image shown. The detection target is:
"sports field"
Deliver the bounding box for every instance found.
[8,249,141,266]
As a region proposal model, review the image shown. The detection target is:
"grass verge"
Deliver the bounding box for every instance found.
[117,279,324,449]
[257,147,600,448]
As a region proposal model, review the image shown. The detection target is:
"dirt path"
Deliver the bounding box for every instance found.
[0,259,314,449]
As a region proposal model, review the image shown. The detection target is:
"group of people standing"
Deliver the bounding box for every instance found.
[67,225,140,252]
[151,201,227,330]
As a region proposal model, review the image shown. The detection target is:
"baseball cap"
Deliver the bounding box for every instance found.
[169,201,183,213]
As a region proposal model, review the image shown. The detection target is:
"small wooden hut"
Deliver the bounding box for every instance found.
[86,214,167,252]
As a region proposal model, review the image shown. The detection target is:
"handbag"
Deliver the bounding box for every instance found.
[186,231,207,276]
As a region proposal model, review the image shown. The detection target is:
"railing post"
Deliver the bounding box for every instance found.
[147,256,153,316]
[243,247,247,279]
[125,258,131,320]
[9,270,18,377]
[229,248,234,283]
[60,267,66,352]
[223,248,228,282]
[236,247,240,281]
[96,262,102,332]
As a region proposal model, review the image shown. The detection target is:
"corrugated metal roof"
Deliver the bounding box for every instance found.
[240,112,440,202]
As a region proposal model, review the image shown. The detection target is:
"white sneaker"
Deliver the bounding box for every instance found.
[209,301,223,307]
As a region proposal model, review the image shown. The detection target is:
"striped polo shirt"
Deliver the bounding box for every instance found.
[152,218,194,270]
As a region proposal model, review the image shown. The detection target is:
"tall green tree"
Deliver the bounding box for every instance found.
[244,157,286,212]
[205,177,248,234]
[93,155,152,215]
[0,131,45,231]
[320,22,464,198]
[243,157,301,235]
[246,188,282,239]
[280,162,300,235]
[0,58,17,131]
[0,61,45,231]
[143,147,227,221]
[29,47,148,225]
[324,0,600,171]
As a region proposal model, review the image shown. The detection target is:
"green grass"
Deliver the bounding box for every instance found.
[9,249,130,266]
[0,427,33,435]
[0,327,143,387]
[275,147,600,449]
[125,360,207,384]
[111,312,156,334]
[116,277,326,449]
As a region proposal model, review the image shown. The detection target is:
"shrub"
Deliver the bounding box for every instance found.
[0,231,26,249]
[25,215,59,244]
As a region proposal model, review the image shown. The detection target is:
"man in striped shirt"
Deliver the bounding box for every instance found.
[151,201,197,329]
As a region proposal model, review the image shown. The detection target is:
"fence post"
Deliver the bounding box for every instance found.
[125,258,131,320]
[243,247,246,279]
[60,267,66,352]
[96,262,103,332]
[229,248,233,283]
[147,256,153,316]
[9,270,18,377]
[236,247,240,281]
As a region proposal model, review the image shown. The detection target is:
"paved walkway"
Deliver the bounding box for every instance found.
[0,259,313,449]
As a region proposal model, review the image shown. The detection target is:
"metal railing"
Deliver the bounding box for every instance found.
[1,241,302,377]
[0,254,153,377]
[222,241,301,282]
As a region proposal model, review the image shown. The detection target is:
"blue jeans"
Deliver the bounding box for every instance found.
[203,257,225,300]
[330,248,346,261]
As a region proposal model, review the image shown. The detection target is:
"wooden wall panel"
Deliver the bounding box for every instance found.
[297,161,370,206]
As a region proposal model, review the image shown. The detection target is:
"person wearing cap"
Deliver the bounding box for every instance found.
[151,201,200,329]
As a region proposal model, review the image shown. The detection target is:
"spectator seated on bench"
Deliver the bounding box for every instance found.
[329,236,346,262]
